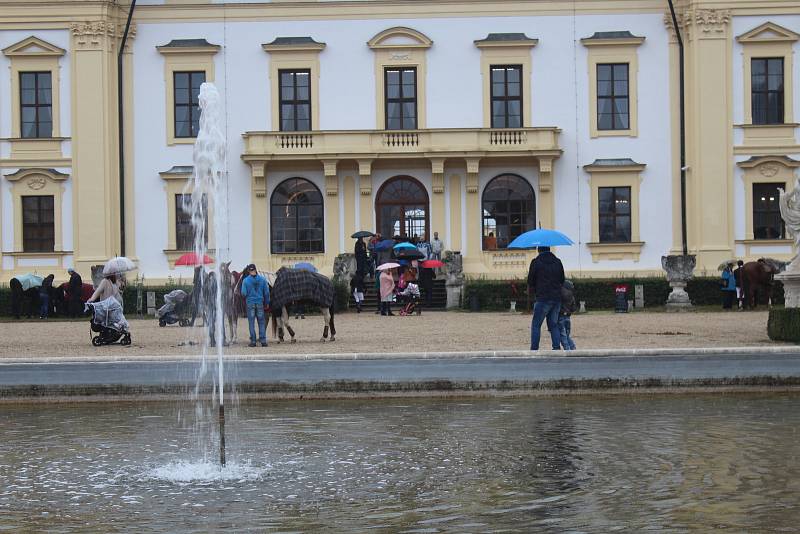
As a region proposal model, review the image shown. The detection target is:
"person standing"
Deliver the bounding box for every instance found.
[241,263,270,347]
[189,265,204,326]
[734,260,745,310]
[416,232,432,261]
[379,268,396,316]
[67,268,83,317]
[419,266,435,307]
[430,231,443,261]
[39,274,54,319]
[558,280,577,350]
[527,246,565,350]
[10,277,23,319]
[355,237,368,276]
[351,271,365,313]
[721,262,736,310]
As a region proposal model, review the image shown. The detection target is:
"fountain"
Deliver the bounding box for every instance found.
[185,82,229,466]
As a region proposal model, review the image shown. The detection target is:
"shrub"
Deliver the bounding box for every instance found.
[768,307,800,342]
[461,277,785,311]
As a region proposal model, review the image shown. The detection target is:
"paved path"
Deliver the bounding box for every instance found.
[3,348,800,399]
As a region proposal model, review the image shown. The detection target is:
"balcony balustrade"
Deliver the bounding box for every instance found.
[242,127,561,161]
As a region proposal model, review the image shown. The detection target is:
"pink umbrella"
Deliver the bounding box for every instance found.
[420,259,444,269]
[174,252,214,266]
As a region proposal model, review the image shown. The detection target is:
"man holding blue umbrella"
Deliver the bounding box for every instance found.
[527,246,565,351]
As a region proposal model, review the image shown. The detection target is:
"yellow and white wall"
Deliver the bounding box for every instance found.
[1,0,799,285]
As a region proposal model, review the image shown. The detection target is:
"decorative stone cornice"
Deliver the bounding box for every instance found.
[664,9,730,39]
[71,21,136,49]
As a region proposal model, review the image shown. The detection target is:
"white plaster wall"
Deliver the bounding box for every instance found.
[132,12,672,277]
[0,171,14,252]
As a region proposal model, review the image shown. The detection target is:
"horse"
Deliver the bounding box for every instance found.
[741,258,782,309]
[270,267,336,343]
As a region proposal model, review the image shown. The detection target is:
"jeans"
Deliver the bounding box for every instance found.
[247,302,267,344]
[531,299,561,350]
[557,314,576,350]
[39,294,49,318]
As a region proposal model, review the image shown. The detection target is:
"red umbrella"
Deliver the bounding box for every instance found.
[421,259,444,268]
[175,252,214,266]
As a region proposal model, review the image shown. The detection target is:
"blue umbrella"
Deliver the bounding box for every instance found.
[373,239,395,251]
[294,262,317,272]
[507,229,574,249]
[393,242,417,250]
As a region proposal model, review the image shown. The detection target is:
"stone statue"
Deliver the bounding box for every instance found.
[661,254,696,311]
[443,250,464,309]
[778,177,800,272]
[332,253,357,283]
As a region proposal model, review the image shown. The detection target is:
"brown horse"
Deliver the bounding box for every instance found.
[741,258,782,309]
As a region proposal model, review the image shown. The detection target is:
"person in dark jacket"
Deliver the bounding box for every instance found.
[527,246,565,350]
[355,237,368,276]
[39,274,55,319]
[67,268,83,317]
[351,272,365,313]
[10,277,23,319]
[558,280,577,350]
[418,267,435,306]
[733,259,745,310]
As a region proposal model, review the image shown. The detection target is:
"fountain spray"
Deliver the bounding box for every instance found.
[189,82,228,465]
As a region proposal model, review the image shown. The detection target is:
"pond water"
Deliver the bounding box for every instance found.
[1,394,799,532]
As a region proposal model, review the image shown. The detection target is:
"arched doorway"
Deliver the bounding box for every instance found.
[375,176,429,239]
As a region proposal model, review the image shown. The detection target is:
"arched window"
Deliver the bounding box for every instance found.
[482,174,535,250]
[375,176,429,239]
[271,178,324,253]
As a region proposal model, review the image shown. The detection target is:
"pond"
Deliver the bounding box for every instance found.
[1,394,798,531]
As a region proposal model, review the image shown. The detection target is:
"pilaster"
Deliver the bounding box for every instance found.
[430,157,446,241]
[323,160,340,259]
[464,158,481,261]
[537,156,554,229]
[448,174,463,251]
[250,161,268,266]
[70,20,120,271]
[358,159,374,232]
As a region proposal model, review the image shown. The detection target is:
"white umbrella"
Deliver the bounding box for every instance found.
[103,256,136,276]
[377,262,401,271]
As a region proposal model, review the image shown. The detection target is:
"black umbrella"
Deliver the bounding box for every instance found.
[351,230,375,239]
[394,248,425,260]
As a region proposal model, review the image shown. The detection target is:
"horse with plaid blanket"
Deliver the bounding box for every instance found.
[272,267,336,342]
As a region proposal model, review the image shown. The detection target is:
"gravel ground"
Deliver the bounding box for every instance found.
[0,309,782,359]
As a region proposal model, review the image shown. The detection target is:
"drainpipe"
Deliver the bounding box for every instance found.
[667,0,688,256]
[117,0,136,257]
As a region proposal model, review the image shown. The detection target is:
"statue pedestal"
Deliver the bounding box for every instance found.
[776,271,800,308]
[662,254,696,312]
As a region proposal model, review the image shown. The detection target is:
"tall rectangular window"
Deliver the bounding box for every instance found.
[490,65,522,128]
[598,186,631,242]
[175,194,208,250]
[279,69,312,132]
[174,71,205,138]
[22,195,55,252]
[753,183,785,239]
[20,72,53,138]
[385,67,417,130]
[751,58,784,125]
[597,63,629,130]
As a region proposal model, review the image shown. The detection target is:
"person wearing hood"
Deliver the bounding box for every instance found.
[67,268,83,317]
[39,274,55,319]
[558,280,577,350]
[527,246,565,350]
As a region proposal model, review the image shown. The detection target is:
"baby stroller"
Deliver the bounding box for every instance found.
[156,289,190,327]
[398,283,421,316]
[86,297,131,346]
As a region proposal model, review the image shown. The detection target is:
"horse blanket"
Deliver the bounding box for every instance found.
[271,267,335,310]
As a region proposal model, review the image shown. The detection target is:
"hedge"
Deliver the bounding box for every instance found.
[0,281,352,317]
[0,276,783,316]
[462,277,784,311]
[768,308,800,342]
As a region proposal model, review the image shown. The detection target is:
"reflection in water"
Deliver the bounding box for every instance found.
[1,394,799,531]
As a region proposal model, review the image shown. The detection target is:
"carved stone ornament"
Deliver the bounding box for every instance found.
[664,9,730,37]
[759,164,780,178]
[71,21,136,48]
[27,176,47,190]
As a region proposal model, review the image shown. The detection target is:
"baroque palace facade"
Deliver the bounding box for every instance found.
[0,0,798,282]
